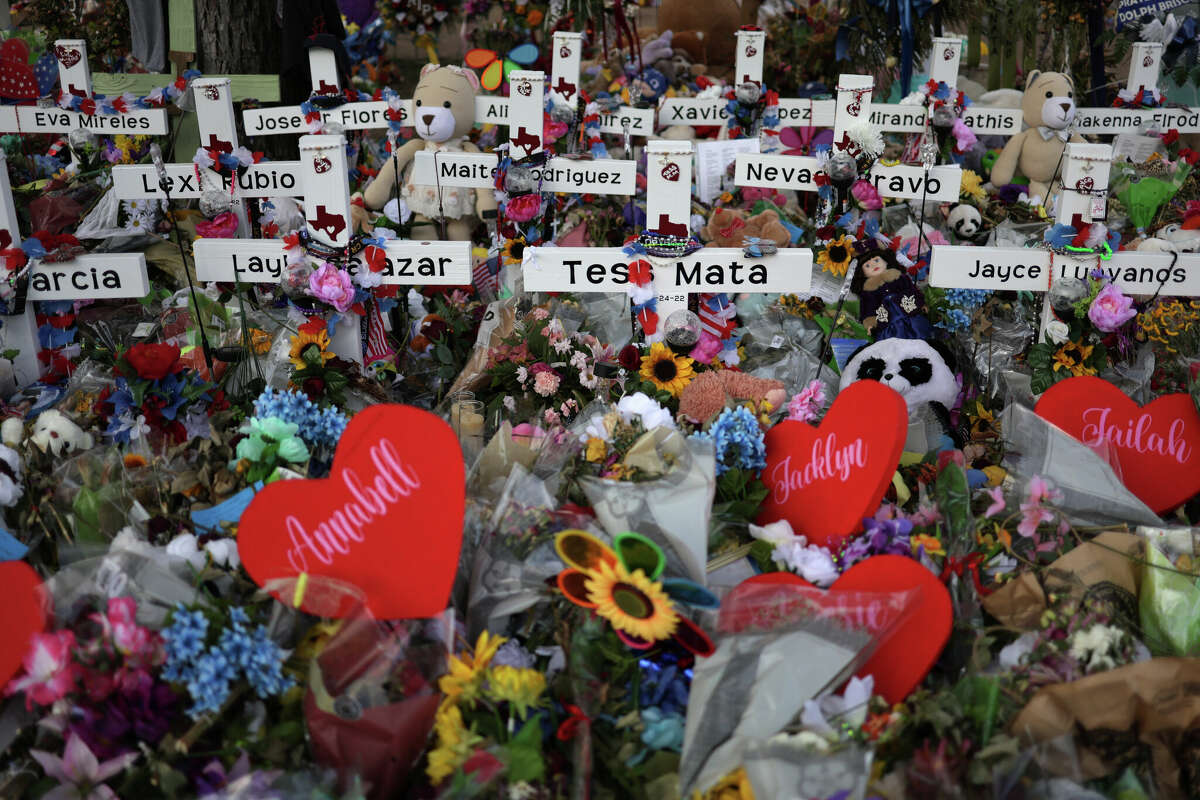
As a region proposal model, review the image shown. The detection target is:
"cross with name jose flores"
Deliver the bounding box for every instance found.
[929,141,1200,322]
[110,77,301,237]
[241,46,515,137]
[192,133,471,367]
[407,69,638,223]
[523,138,814,343]
[657,29,838,136]
[0,38,170,151]
[1070,42,1200,136]
[547,31,655,139]
[734,73,964,215]
[0,149,149,391]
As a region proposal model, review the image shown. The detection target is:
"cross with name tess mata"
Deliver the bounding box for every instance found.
[0,148,150,392]
[190,132,472,367]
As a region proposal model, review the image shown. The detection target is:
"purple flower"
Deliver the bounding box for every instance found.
[1088,284,1137,332]
[30,733,137,800]
[841,517,913,567]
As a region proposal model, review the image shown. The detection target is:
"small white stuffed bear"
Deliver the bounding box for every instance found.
[27,410,95,457]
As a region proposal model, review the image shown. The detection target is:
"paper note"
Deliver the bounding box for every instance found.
[695,139,760,204]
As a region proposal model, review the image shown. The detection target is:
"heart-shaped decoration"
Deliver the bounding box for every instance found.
[313,155,332,174]
[559,45,571,58]
[1034,376,1200,513]
[0,561,48,689]
[1075,176,1094,193]
[1144,54,1154,67]
[757,380,907,551]
[238,405,465,619]
[745,45,757,57]
[660,162,680,182]
[54,45,81,69]
[832,555,952,703]
[943,47,955,60]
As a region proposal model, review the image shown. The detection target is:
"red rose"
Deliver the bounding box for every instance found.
[618,344,641,372]
[1163,128,1180,145]
[302,377,326,401]
[125,343,182,381]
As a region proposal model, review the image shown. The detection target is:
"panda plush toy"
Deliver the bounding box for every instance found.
[840,337,963,445]
[947,203,983,243]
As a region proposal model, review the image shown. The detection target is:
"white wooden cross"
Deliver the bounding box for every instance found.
[0,39,169,139]
[111,77,302,238]
[548,31,655,138]
[242,47,514,137]
[1072,42,1200,135]
[193,133,472,366]
[523,138,814,343]
[0,148,149,392]
[930,142,1200,312]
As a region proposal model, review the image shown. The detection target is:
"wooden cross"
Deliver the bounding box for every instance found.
[0,39,169,141]
[523,138,814,343]
[0,150,149,392]
[549,31,654,137]
[1072,42,1200,135]
[193,133,472,367]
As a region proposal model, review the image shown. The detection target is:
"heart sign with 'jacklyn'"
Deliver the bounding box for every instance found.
[238,405,465,619]
[1034,376,1200,513]
[0,561,48,690]
[757,380,908,551]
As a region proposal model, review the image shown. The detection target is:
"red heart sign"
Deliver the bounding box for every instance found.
[54,45,81,69]
[1034,376,1200,513]
[0,561,48,689]
[1075,176,1094,193]
[238,405,465,619]
[757,381,907,551]
[832,555,952,704]
[660,162,680,182]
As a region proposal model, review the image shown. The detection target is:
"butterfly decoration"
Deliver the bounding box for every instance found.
[465,43,539,92]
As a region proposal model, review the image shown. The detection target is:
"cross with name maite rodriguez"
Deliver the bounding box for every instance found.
[0,39,169,139]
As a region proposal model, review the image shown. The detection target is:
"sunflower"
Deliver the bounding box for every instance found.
[817,235,855,277]
[426,703,482,784]
[288,328,334,370]
[960,169,987,204]
[585,559,679,642]
[640,343,695,397]
[487,665,546,719]
[1051,341,1096,377]
[501,235,528,266]
[439,630,506,703]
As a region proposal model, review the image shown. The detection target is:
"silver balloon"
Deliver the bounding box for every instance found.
[825,151,858,190]
[199,187,233,217]
[1048,276,1088,311]
[735,81,762,105]
[68,127,97,150]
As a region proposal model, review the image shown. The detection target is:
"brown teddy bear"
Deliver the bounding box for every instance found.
[678,370,787,424]
[700,207,791,248]
[989,70,1084,204]
[355,64,497,240]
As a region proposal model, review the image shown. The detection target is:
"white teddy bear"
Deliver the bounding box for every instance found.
[22,410,95,457]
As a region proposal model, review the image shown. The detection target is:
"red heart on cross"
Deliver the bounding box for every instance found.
[0,561,48,690]
[238,405,465,619]
[757,380,908,551]
[1034,376,1200,513]
[660,163,680,182]
[1075,176,1094,193]
[54,45,81,69]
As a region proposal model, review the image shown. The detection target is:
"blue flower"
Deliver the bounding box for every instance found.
[185,649,233,716]
[693,406,767,476]
[162,605,209,681]
[253,388,348,449]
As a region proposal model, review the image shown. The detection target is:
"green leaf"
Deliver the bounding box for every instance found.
[953,675,999,745]
[934,463,972,542]
[0,349,17,361]
[504,717,545,783]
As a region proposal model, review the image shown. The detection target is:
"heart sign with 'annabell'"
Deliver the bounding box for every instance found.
[1034,376,1200,513]
[757,381,908,551]
[238,405,465,620]
[0,561,48,690]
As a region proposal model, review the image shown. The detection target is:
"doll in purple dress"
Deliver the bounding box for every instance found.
[850,245,934,340]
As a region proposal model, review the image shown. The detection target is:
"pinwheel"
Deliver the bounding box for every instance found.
[465,43,539,92]
[555,530,716,656]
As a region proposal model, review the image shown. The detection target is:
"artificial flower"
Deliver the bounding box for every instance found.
[639,343,695,397]
[487,665,546,719]
[787,380,826,423]
[505,194,542,222]
[30,733,137,800]
[124,342,182,381]
[586,559,679,641]
[194,212,239,239]
[501,235,527,265]
[6,630,79,708]
[616,392,676,431]
[308,263,355,312]
[817,235,854,277]
[1088,283,1137,332]
[288,328,333,369]
[959,170,986,204]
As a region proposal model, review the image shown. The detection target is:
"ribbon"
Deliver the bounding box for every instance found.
[938,552,993,596]
[557,704,591,741]
[867,0,933,95]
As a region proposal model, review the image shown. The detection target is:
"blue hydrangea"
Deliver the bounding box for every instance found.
[945,288,990,312]
[161,605,209,681]
[253,387,348,449]
[693,406,767,476]
[936,307,972,334]
[185,649,233,716]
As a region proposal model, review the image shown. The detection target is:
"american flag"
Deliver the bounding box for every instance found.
[363,302,393,364]
[698,293,737,339]
[473,254,500,298]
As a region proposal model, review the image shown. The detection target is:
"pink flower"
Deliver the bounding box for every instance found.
[194,211,239,238]
[544,117,568,144]
[308,262,355,312]
[505,194,542,223]
[1017,475,1062,537]
[1088,283,1137,332]
[6,630,79,708]
[951,118,977,153]
[742,186,786,208]
[529,307,550,321]
[533,370,561,397]
[983,486,1006,518]
[689,331,723,363]
[30,733,137,800]
[787,380,827,423]
[851,179,883,210]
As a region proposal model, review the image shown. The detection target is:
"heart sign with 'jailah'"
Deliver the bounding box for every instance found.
[757,381,907,551]
[238,405,465,619]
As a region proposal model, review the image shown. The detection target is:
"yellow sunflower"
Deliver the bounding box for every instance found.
[487,665,546,719]
[817,235,855,277]
[501,235,528,266]
[584,559,678,642]
[289,329,334,370]
[639,342,695,397]
[439,630,506,703]
[427,703,482,784]
[960,169,987,204]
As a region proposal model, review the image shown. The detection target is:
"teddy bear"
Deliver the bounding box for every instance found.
[678,369,787,424]
[657,0,763,70]
[355,64,497,241]
[989,70,1084,204]
[700,207,791,248]
[5,410,95,457]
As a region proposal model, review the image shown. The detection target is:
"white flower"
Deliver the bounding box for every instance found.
[165,533,206,570]
[355,268,383,289]
[516,366,528,385]
[845,120,884,158]
[616,392,676,431]
[503,396,516,412]
[204,537,240,569]
[553,338,574,355]
[773,539,839,586]
[800,675,874,737]
[579,366,600,390]
[1069,623,1125,672]
[1044,319,1070,345]
[748,519,797,546]
[998,631,1038,669]
[122,212,155,234]
[0,444,22,507]
[582,412,617,443]
[127,414,152,442]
